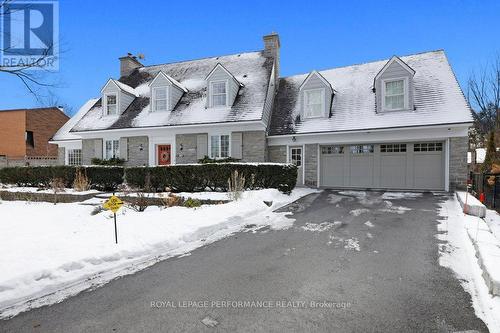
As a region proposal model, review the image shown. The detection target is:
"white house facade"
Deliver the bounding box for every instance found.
[51,33,471,191]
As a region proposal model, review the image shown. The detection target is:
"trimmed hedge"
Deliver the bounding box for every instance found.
[0,163,297,194]
[0,166,124,191]
[125,163,297,193]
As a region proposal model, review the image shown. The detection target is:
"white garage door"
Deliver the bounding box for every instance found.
[320,142,444,190]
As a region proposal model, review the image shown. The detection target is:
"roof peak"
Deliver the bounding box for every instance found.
[282,49,445,80]
[142,50,263,70]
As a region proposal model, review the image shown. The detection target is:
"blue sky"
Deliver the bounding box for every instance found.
[0,0,499,115]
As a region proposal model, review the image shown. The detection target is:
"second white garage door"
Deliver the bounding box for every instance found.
[320,142,444,190]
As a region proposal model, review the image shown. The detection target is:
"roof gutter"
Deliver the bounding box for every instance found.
[267,122,473,138]
[70,119,267,135]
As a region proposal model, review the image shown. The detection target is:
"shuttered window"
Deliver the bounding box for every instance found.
[210,135,230,158]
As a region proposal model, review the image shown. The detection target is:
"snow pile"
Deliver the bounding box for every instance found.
[456,191,486,218]
[301,221,339,232]
[379,200,411,214]
[438,197,500,332]
[349,208,369,216]
[381,192,423,200]
[364,221,375,228]
[1,186,99,196]
[344,238,360,252]
[485,210,500,242]
[0,188,315,318]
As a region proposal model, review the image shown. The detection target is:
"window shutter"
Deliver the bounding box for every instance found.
[196,134,208,159]
[120,137,128,161]
[94,139,103,159]
[231,132,242,159]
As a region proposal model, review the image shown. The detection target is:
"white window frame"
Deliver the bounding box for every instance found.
[209,80,228,108]
[104,93,119,116]
[208,133,231,159]
[290,147,303,167]
[104,139,120,159]
[67,149,82,166]
[382,77,408,111]
[151,86,169,112]
[303,88,325,118]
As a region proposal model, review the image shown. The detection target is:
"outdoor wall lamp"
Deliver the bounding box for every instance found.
[139,144,144,151]
[292,136,296,142]
[180,144,184,151]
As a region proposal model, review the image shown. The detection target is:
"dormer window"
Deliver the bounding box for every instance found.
[304,88,325,118]
[210,81,227,107]
[383,78,407,111]
[152,87,168,112]
[106,94,117,115]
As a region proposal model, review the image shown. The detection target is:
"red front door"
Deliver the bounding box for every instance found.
[158,145,171,165]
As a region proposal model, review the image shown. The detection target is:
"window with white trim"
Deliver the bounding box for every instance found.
[380,144,407,153]
[304,88,325,118]
[383,79,406,110]
[291,147,302,167]
[321,146,344,154]
[68,149,82,165]
[152,87,168,112]
[105,140,120,159]
[210,81,227,107]
[413,142,443,152]
[106,94,117,115]
[210,135,230,158]
[350,145,374,154]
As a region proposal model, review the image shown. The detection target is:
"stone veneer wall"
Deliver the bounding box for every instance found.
[449,136,468,191]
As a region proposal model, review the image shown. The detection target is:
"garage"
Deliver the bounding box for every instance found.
[320,142,445,190]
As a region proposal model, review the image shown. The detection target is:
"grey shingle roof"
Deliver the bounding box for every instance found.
[269,50,472,136]
[71,51,273,132]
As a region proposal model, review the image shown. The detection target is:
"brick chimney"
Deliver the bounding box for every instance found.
[119,53,143,77]
[263,32,280,86]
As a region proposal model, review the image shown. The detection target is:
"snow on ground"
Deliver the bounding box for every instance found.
[485,210,500,242]
[438,196,500,333]
[0,188,316,319]
[344,238,360,252]
[0,186,99,196]
[349,208,369,216]
[301,221,340,232]
[364,221,374,228]
[338,190,367,198]
[381,192,423,200]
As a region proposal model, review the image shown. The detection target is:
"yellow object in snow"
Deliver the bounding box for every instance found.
[103,195,124,213]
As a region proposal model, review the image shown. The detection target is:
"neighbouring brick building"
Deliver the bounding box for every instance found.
[0,107,69,165]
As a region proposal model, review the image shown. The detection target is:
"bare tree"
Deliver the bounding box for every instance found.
[468,54,500,136]
[0,0,59,99]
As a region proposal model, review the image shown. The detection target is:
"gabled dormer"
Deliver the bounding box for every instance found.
[101,79,138,116]
[205,63,242,108]
[149,71,187,112]
[374,56,415,112]
[299,70,333,119]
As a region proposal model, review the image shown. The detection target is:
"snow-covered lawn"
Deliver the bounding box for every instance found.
[438,196,500,333]
[0,188,317,319]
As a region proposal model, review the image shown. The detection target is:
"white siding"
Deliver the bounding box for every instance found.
[206,66,240,107]
[300,73,333,119]
[150,74,184,111]
[375,60,414,112]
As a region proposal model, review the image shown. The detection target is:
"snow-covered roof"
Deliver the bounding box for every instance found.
[71,51,273,132]
[112,79,139,97]
[269,50,473,135]
[51,99,98,141]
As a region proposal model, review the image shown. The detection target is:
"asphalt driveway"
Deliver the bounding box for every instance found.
[0,190,489,332]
